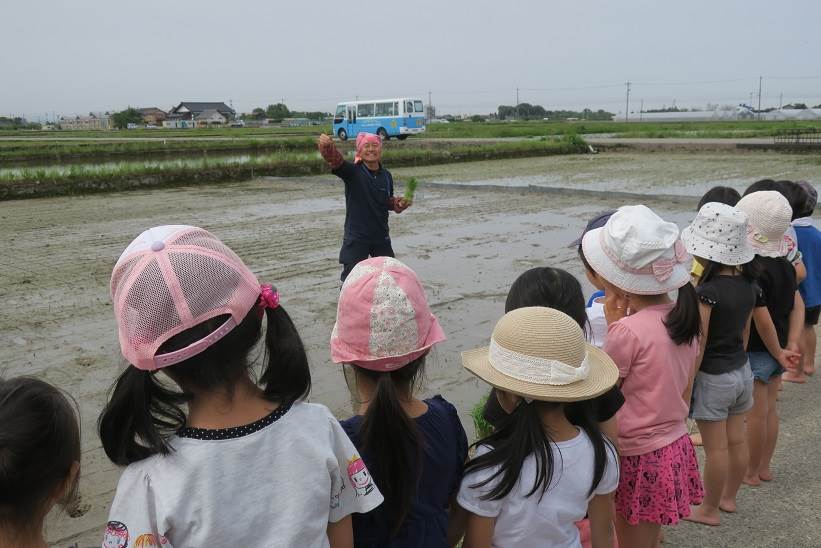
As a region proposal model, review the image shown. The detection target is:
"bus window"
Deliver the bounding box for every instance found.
[357,103,374,118]
[405,101,413,115]
[414,101,424,113]
[393,102,399,116]
[334,104,345,123]
[375,102,392,117]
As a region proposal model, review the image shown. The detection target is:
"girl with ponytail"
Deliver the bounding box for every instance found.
[98,226,382,548]
[331,257,468,547]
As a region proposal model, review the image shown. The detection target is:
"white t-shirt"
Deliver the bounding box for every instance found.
[457,429,618,548]
[102,401,383,548]
[586,298,608,348]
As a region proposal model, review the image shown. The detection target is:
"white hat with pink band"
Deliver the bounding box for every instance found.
[581,205,692,295]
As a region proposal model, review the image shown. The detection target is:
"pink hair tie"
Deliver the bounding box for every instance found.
[258,284,280,317]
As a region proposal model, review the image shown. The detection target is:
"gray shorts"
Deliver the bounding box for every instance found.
[691,362,754,421]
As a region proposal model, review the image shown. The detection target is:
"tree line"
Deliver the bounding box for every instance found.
[497,103,614,121]
[244,103,330,122]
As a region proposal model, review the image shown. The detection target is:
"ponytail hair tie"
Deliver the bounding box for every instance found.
[257,284,280,318]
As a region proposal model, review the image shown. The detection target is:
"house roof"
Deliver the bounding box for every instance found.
[194,109,226,120]
[139,107,166,115]
[173,102,235,114]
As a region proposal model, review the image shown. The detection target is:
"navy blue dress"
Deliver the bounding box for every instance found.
[340,395,468,548]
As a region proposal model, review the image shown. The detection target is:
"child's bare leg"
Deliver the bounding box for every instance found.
[759,379,781,481]
[685,419,726,526]
[744,380,768,486]
[802,325,816,375]
[721,413,748,512]
[616,513,661,548]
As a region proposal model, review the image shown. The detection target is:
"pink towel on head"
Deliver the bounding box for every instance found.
[354,132,382,163]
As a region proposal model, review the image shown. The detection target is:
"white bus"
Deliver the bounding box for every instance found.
[332,97,426,141]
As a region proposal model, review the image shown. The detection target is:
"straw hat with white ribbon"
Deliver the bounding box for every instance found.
[462,306,618,402]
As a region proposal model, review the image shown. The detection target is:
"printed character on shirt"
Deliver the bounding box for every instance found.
[347,456,375,496]
[103,521,129,548]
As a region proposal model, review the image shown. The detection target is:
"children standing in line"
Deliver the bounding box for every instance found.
[735,193,804,485]
[0,377,81,548]
[330,256,468,547]
[792,181,820,376]
[458,307,620,547]
[582,205,703,548]
[98,225,382,548]
[679,203,758,526]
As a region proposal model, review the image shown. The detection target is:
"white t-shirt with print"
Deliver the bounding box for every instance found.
[457,429,618,548]
[102,401,383,548]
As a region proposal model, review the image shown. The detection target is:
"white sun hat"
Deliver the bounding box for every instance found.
[735,191,792,258]
[681,202,755,266]
[581,205,691,295]
[461,307,618,402]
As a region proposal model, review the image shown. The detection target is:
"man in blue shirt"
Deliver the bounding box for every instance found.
[318,132,411,281]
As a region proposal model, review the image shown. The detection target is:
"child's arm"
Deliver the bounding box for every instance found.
[462,513,495,548]
[683,301,712,403]
[787,291,806,362]
[447,498,468,547]
[588,494,615,548]
[743,311,752,351]
[752,306,800,369]
[326,515,354,548]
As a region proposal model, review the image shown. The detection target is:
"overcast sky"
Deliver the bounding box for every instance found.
[2,0,820,119]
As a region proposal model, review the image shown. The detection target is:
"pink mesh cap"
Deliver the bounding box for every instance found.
[111,225,262,371]
[330,257,446,371]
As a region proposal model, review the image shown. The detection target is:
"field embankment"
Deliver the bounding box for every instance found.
[0,138,587,200]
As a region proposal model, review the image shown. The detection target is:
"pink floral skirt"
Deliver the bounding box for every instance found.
[615,434,704,525]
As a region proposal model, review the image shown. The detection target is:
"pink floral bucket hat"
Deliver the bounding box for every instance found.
[330,257,446,371]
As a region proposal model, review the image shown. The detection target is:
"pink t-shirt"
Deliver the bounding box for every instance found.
[603,303,698,457]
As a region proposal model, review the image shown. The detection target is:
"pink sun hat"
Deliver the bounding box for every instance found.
[110,225,264,371]
[330,257,446,371]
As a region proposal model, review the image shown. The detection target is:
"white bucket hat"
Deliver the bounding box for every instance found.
[462,307,618,402]
[581,205,691,295]
[681,202,755,266]
[735,191,792,258]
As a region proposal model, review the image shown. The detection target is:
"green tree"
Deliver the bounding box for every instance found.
[265,103,290,121]
[250,107,267,120]
[111,107,144,129]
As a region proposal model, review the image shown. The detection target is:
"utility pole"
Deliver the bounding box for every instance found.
[757,76,762,120]
[428,90,432,122]
[515,87,519,120]
[779,92,783,110]
[640,99,644,122]
[625,81,631,122]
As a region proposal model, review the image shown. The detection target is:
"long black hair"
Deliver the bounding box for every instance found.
[353,357,425,536]
[698,256,762,287]
[466,397,608,500]
[471,266,615,500]
[663,283,701,345]
[98,302,311,466]
[0,377,81,533]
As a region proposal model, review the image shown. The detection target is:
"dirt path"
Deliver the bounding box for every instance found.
[1,153,819,546]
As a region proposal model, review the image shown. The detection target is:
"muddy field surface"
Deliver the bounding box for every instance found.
[2,152,820,546]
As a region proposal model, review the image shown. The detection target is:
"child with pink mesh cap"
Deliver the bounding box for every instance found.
[331,256,468,547]
[99,225,382,548]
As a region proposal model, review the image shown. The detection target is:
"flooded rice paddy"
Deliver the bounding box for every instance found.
[2,151,820,546]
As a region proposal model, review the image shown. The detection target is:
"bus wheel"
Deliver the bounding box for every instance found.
[337,129,348,141]
[397,135,408,141]
[377,128,389,140]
